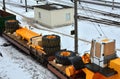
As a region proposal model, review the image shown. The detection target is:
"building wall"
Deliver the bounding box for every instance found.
[34,7,52,26]
[51,8,74,27]
[34,7,74,28]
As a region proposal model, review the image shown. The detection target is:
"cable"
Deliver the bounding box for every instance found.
[97,24,107,38]
[78,2,103,37]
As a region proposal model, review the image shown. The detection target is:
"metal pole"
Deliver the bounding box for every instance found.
[20,0,23,3]
[74,0,78,54]
[3,0,6,11]
[25,0,27,12]
[112,0,114,10]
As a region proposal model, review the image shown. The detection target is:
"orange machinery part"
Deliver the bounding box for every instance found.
[65,65,80,77]
[16,27,45,54]
[82,53,90,64]
[16,27,39,42]
[65,56,120,79]
[93,72,119,79]
[65,53,91,77]
[46,35,56,39]
[88,58,120,79]
[60,51,71,57]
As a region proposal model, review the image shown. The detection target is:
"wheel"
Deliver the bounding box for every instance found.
[42,34,60,47]
[55,50,76,65]
[5,20,19,33]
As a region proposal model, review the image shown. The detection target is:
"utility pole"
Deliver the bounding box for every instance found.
[3,0,6,11]
[74,0,78,54]
[112,0,114,10]
[25,0,27,12]
[71,0,79,54]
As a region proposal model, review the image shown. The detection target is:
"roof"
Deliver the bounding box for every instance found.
[34,3,73,10]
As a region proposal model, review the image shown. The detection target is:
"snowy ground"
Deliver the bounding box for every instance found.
[0,0,120,79]
[0,37,57,79]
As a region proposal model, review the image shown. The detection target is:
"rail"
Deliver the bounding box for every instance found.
[80,0,120,8]
[77,15,120,27]
[52,0,120,18]
[1,1,120,19]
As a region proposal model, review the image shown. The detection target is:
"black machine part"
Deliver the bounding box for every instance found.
[85,63,117,77]
[42,34,61,56]
[69,56,84,70]
[55,50,76,65]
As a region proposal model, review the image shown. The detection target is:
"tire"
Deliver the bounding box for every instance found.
[55,50,76,65]
[42,34,60,47]
[5,20,19,33]
[44,46,60,56]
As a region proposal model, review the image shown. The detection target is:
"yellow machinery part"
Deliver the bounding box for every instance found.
[16,27,39,42]
[46,35,56,39]
[82,53,90,64]
[30,44,46,54]
[65,65,80,77]
[60,51,71,56]
[93,73,107,79]
[65,58,120,79]
[82,68,95,79]
[93,72,119,79]
[93,58,120,79]
[66,66,119,79]
[16,27,45,54]
[109,58,120,79]
[30,44,43,50]
[109,58,120,74]
[66,66,94,79]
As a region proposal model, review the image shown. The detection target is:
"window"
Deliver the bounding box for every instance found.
[66,13,71,21]
[38,12,41,18]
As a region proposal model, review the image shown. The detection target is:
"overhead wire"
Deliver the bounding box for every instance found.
[78,1,108,38]
[78,3,102,37]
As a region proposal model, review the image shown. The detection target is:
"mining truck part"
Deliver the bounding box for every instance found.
[16,27,39,42]
[93,73,106,79]
[5,20,19,33]
[55,50,76,65]
[65,65,80,77]
[65,65,86,79]
[69,56,84,70]
[82,53,90,64]
[44,46,60,56]
[42,34,61,56]
[42,34,60,47]
[0,10,16,35]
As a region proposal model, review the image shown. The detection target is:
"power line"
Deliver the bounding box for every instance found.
[78,3,103,37]
[78,2,109,38]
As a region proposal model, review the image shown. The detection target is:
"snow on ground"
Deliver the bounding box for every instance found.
[0,0,120,79]
[0,37,57,79]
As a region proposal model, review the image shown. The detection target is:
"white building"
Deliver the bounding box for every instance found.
[34,3,74,28]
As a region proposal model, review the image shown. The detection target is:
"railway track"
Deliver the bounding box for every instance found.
[92,0,120,5]
[80,0,120,8]
[79,6,120,18]
[1,1,120,19]
[0,1,33,9]
[77,15,120,27]
[52,0,120,18]
[52,0,120,26]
